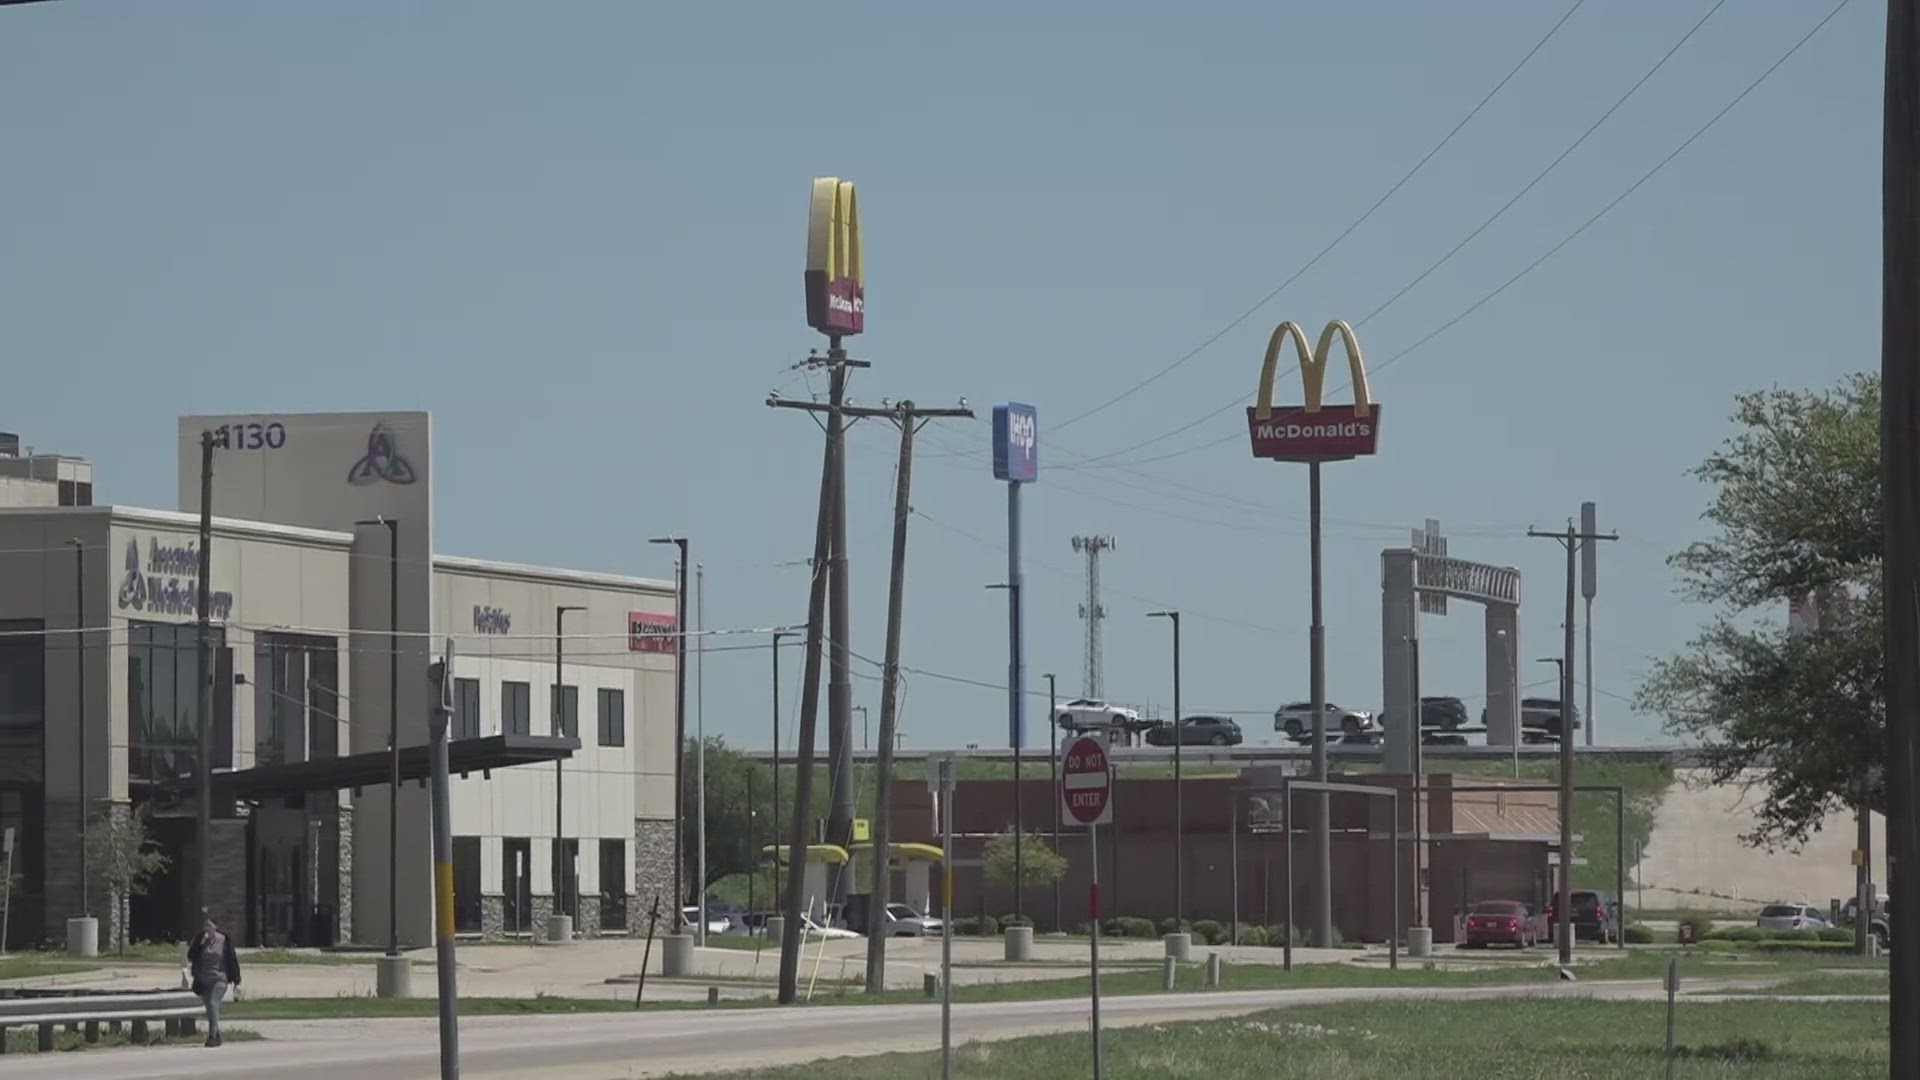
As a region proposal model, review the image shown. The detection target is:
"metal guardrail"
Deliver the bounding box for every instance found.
[0,989,203,1053]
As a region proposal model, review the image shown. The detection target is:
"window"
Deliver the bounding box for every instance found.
[452,837,482,934]
[502,681,531,737]
[454,678,481,739]
[551,684,578,739]
[597,688,625,747]
[128,622,231,784]
[0,621,44,952]
[599,838,628,932]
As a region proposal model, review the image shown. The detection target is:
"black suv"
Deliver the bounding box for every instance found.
[1420,696,1468,731]
[1145,715,1244,747]
[1547,889,1620,944]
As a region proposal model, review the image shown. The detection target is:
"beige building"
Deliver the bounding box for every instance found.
[0,424,679,949]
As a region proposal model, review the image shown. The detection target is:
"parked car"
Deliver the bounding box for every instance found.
[1547,889,1621,944]
[1145,715,1244,747]
[1055,699,1154,741]
[1274,701,1379,739]
[1420,696,1468,731]
[1461,900,1537,949]
[682,904,732,936]
[1756,903,1830,933]
[880,903,944,937]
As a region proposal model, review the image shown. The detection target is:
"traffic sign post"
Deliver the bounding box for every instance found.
[1061,737,1111,1079]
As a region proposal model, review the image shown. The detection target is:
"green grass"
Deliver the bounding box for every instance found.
[3,1025,261,1053]
[226,995,643,1020]
[1720,970,1889,997]
[667,998,1885,1078]
[0,955,99,980]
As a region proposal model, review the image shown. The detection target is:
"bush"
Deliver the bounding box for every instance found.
[1706,925,1764,943]
[976,916,1001,937]
[1192,920,1227,946]
[952,917,980,936]
[1104,917,1156,939]
[1677,911,1716,942]
[1159,917,1192,936]
[1624,923,1656,945]
[1234,925,1269,947]
[1000,914,1034,930]
[1817,927,1854,943]
[1265,925,1297,947]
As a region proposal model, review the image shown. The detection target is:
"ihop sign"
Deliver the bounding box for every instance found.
[991,402,1038,484]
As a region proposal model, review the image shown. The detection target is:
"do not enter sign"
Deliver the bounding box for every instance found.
[1061,736,1113,826]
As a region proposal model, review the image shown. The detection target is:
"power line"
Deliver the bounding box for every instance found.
[1048,0,1589,434]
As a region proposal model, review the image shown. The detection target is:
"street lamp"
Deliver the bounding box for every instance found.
[1495,628,1519,778]
[1043,671,1059,932]
[1148,611,1183,925]
[987,581,1025,921]
[69,539,88,924]
[771,628,796,905]
[649,537,690,921]
[554,604,585,932]
[356,517,401,959]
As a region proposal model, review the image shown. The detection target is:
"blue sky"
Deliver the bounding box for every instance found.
[0,0,1880,749]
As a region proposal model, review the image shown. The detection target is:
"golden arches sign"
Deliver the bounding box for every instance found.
[1246,318,1381,462]
[804,177,864,336]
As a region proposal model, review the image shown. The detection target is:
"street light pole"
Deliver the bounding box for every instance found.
[69,539,87,921]
[354,517,402,956]
[554,604,585,933]
[649,537,690,916]
[696,563,708,945]
[771,629,793,905]
[1045,672,1059,932]
[988,581,1025,922]
[1149,611,1183,924]
[1308,462,1332,949]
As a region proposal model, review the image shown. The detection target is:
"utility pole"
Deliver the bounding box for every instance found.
[1071,537,1114,700]
[427,640,463,1079]
[1149,611,1183,924]
[1581,501,1600,746]
[191,427,225,934]
[1883,5,1920,1072]
[768,346,860,1003]
[696,564,707,943]
[554,604,584,937]
[1529,519,1617,966]
[647,537,689,917]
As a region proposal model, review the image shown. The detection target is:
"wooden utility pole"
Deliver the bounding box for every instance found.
[1529,520,1616,968]
[767,345,861,1004]
[1883,3,1920,1072]
[191,427,226,933]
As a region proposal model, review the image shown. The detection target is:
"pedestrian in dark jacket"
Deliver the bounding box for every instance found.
[187,913,242,1047]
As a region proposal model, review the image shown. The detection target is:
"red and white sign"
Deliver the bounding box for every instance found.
[1060,737,1113,826]
[627,611,678,653]
[1245,404,1382,462]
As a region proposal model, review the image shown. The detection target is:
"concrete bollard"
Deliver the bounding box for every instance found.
[1162,956,1178,990]
[924,972,939,998]
[765,916,785,943]
[546,914,575,944]
[1164,932,1192,962]
[1409,927,1433,959]
[662,933,695,977]
[707,986,720,1005]
[1004,925,1034,962]
[1205,952,1223,987]
[376,953,413,998]
[66,916,98,958]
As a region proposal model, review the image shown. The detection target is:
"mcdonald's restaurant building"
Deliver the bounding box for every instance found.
[0,415,680,950]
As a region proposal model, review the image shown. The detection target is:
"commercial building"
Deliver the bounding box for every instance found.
[0,416,679,950]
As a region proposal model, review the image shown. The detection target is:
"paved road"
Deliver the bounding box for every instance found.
[2,978,1755,1080]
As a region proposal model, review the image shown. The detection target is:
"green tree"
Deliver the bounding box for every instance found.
[1637,374,1883,848]
[982,831,1069,891]
[83,807,171,954]
[681,737,775,902]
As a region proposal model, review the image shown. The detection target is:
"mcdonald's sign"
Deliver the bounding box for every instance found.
[1246,319,1382,462]
[804,177,864,336]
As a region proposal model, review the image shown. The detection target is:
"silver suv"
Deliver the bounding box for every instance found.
[1274,701,1379,739]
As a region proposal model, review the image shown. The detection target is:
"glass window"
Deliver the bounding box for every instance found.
[597,688,625,748]
[551,684,578,739]
[0,621,45,951]
[127,621,230,785]
[453,836,482,933]
[454,679,481,740]
[502,681,530,737]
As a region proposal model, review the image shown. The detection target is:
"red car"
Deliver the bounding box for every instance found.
[1461,900,1537,949]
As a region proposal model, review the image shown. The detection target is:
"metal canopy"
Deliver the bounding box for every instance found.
[171,734,580,802]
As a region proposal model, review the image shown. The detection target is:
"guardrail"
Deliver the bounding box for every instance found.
[0,989,204,1053]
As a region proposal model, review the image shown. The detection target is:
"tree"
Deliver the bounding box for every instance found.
[681,737,774,902]
[1637,374,1883,848]
[982,831,1068,891]
[83,806,171,954]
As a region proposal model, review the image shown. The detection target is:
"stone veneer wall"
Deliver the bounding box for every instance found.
[634,817,675,918]
[480,895,505,939]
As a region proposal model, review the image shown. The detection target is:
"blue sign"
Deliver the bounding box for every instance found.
[991,402,1038,483]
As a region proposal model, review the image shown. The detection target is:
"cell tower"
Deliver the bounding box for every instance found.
[1071,535,1114,697]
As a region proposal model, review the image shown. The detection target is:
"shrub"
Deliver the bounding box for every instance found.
[1075,922,1095,938]
[975,915,1001,937]
[1265,925,1297,947]
[1624,923,1656,945]
[1707,925,1764,943]
[1817,927,1854,943]
[1677,911,1716,942]
[1159,917,1192,936]
[1192,920,1227,946]
[1234,925,1269,947]
[1103,916,1156,939]
[952,917,980,936]
[1000,914,1034,930]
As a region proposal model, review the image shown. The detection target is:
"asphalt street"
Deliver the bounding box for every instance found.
[2,978,1754,1080]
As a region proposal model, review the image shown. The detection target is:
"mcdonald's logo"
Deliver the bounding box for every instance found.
[804,177,864,336]
[1246,319,1382,462]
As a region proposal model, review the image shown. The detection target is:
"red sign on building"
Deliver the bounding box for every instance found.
[1245,403,1382,462]
[627,611,677,654]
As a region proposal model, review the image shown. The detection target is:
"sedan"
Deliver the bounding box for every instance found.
[1461,900,1536,949]
[1274,701,1379,739]
[682,905,732,936]
[882,903,944,937]
[1756,903,1829,933]
[1145,715,1244,747]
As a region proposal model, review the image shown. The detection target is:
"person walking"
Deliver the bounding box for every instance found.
[186,913,242,1047]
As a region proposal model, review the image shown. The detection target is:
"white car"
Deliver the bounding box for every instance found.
[1054,698,1150,739]
[881,903,944,937]
[1274,701,1380,739]
[682,905,731,936]
[1756,903,1829,933]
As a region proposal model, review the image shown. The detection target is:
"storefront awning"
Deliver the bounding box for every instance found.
[175,734,580,802]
